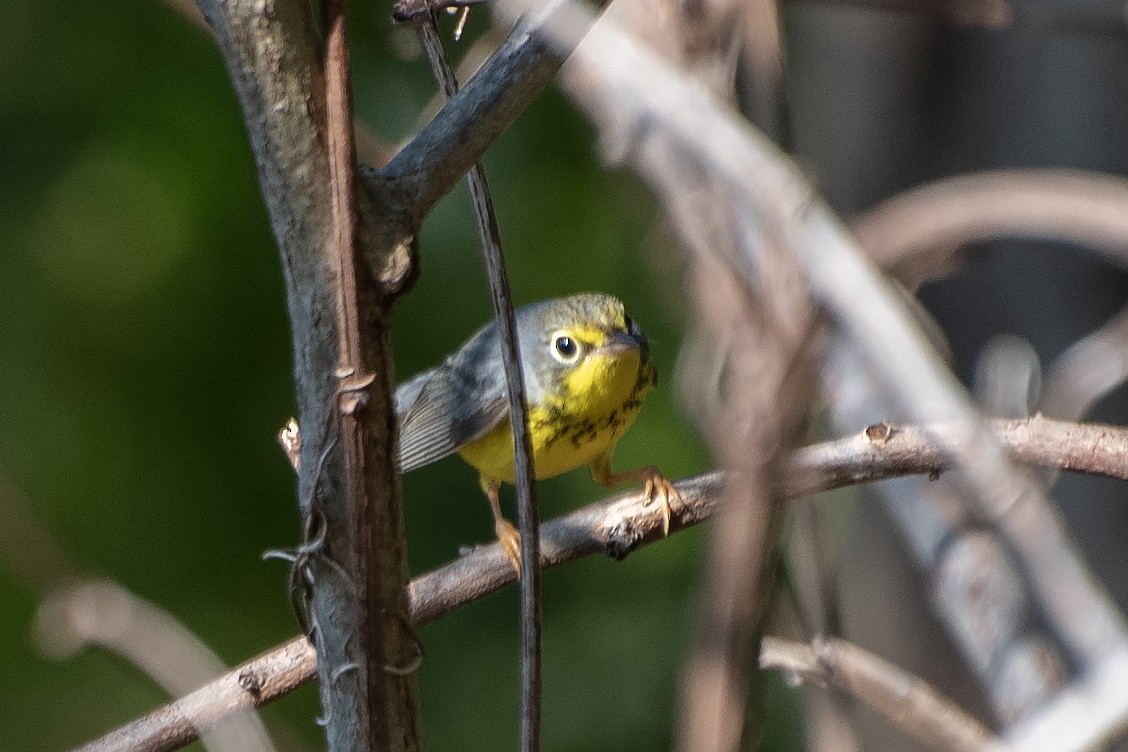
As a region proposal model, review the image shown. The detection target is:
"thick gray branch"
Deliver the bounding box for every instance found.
[376,0,607,217]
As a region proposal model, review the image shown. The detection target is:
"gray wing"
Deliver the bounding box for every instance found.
[395,325,511,473]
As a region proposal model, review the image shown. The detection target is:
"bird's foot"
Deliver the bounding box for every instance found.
[495,517,523,576]
[641,470,679,537]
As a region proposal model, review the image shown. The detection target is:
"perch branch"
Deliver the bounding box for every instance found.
[41,581,278,752]
[74,416,1128,752]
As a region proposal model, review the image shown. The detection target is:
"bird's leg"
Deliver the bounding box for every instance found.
[486,481,522,575]
[590,453,680,536]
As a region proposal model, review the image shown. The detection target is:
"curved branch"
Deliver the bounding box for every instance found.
[849,169,1128,289]
[74,416,1128,752]
[40,581,278,752]
[531,0,1128,706]
[1040,303,1128,423]
[760,636,1009,752]
[73,636,316,752]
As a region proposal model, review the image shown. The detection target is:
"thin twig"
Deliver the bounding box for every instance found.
[72,636,318,752]
[41,581,279,752]
[760,636,1011,752]
[786,417,1128,496]
[413,15,542,750]
[73,416,1128,752]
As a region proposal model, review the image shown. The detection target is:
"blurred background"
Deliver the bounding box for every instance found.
[0,2,709,749]
[4,0,1128,750]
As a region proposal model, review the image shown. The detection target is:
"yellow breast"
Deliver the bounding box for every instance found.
[458,348,653,485]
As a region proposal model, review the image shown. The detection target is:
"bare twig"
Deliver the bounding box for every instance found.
[760,636,1010,752]
[850,169,1128,289]
[74,471,721,752]
[41,581,278,752]
[413,14,542,750]
[786,417,1128,496]
[72,636,316,752]
[74,416,1128,752]
[0,470,277,752]
[515,0,1128,725]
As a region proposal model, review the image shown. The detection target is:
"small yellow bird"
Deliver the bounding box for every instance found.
[395,293,677,570]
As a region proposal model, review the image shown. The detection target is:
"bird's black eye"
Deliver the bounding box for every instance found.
[552,334,579,362]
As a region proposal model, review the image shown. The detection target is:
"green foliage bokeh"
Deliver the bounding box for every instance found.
[0,2,781,750]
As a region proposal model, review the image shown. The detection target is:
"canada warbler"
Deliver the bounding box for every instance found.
[395,292,677,570]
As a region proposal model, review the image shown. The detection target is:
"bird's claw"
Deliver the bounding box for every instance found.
[495,518,523,577]
[642,472,679,536]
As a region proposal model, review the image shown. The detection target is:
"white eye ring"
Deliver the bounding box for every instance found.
[550,331,581,364]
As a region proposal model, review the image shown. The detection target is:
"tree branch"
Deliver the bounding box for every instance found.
[376,0,611,217]
[849,169,1128,290]
[40,581,278,752]
[74,416,1128,752]
[515,2,1128,732]
[195,1,417,749]
[323,0,421,748]
[760,636,1010,752]
[1040,302,1128,424]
